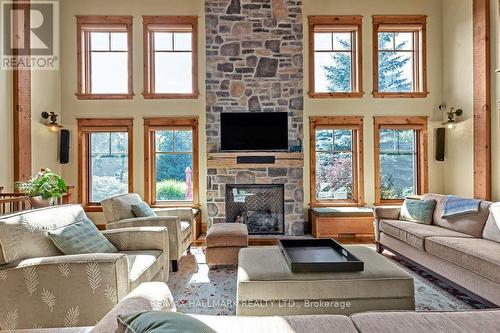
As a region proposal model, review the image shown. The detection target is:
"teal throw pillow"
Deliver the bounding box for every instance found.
[47,218,118,254]
[400,198,436,225]
[117,311,217,333]
[132,202,157,218]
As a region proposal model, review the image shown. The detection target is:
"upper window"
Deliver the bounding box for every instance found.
[144,118,199,207]
[310,116,364,206]
[76,16,133,99]
[77,119,133,211]
[309,16,363,98]
[143,16,198,99]
[373,16,427,98]
[374,117,428,204]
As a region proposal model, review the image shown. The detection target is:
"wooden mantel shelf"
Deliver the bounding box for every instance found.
[207,152,304,169]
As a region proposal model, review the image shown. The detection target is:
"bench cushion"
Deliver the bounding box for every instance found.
[207,223,248,248]
[379,220,472,250]
[312,207,373,217]
[425,237,500,283]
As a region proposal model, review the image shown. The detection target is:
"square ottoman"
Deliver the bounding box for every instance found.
[237,246,414,316]
[206,223,248,268]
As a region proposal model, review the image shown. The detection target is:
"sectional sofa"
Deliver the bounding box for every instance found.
[374,193,500,305]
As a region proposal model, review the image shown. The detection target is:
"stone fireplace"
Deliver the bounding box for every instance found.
[205,0,304,235]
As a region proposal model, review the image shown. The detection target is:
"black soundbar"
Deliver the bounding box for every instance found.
[237,156,276,164]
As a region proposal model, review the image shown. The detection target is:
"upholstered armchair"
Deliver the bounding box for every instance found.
[101,193,194,272]
[0,205,169,330]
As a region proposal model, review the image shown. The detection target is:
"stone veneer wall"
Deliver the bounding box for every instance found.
[205,0,304,235]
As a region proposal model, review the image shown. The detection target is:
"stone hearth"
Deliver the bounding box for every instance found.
[205,0,304,235]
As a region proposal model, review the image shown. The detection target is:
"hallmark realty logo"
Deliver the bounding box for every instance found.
[1,0,59,69]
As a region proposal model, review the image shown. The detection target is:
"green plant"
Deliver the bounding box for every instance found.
[16,169,68,200]
[156,179,187,201]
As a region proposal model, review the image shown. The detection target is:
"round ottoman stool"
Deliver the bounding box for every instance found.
[206,223,248,269]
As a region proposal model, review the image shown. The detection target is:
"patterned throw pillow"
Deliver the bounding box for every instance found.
[400,198,437,225]
[117,311,217,333]
[47,218,117,254]
[131,202,157,218]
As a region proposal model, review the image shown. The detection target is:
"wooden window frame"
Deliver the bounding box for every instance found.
[76,16,134,100]
[144,117,199,207]
[77,118,134,212]
[309,116,365,207]
[372,15,428,98]
[308,16,364,98]
[142,16,199,99]
[373,116,428,205]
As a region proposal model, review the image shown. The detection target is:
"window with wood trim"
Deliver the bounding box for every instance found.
[144,118,199,207]
[374,117,428,204]
[310,117,364,206]
[143,16,198,99]
[77,119,133,211]
[372,16,427,98]
[76,16,133,99]
[309,16,363,98]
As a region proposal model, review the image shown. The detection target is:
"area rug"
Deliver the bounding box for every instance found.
[167,247,488,315]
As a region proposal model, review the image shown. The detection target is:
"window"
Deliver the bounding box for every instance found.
[309,16,363,98]
[373,16,428,98]
[144,118,199,206]
[374,117,428,204]
[77,119,133,210]
[310,116,364,206]
[76,16,133,99]
[143,16,198,99]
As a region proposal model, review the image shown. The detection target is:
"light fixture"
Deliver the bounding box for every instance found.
[41,112,63,133]
[439,104,463,129]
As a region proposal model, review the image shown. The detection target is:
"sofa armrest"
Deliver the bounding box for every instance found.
[373,206,401,242]
[154,208,194,224]
[0,254,129,329]
[91,282,175,333]
[102,227,169,252]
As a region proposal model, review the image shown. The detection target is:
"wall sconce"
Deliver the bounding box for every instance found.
[439,104,463,129]
[41,112,63,133]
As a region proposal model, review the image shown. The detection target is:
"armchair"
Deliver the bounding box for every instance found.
[0,205,170,330]
[101,194,194,272]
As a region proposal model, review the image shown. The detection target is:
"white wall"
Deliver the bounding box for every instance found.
[303,0,445,206]
[442,0,474,197]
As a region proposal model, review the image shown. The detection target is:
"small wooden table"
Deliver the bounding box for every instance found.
[310,207,374,239]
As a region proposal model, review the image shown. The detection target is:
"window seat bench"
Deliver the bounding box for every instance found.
[310,207,374,240]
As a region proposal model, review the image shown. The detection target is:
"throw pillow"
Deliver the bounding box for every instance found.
[47,218,118,254]
[132,202,157,218]
[400,198,436,225]
[117,311,216,333]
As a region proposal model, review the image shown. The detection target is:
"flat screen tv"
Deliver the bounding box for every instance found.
[220,112,288,151]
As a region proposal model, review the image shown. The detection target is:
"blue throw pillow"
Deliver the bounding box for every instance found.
[117,311,216,333]
[47,218,117,254]
[132,202,157,218]
[400,198,436,225]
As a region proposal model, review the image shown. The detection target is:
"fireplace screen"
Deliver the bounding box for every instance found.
[225,184,285,235]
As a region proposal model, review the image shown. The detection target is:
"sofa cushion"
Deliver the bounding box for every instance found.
[482,203,500,242]
[400,198,436,225]
[121,250,163,289]
[131,202,156,218]
[425,237,500,283]
[102,193,143,223]
[379,220,472,250]
[0,205,87,263]
[351,310,500,333]
[422,193,491,237]
[118,311,217,333]
[48,218,118,254]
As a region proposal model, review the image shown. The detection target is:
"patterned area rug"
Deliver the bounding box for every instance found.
[167,247,489,315]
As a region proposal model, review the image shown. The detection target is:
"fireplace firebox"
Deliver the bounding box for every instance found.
[225,184,285,235]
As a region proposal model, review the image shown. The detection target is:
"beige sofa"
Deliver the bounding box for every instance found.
[0,205,170,329]
[374,193,500,305]
[12,282,500,333]
[101,193,193,271]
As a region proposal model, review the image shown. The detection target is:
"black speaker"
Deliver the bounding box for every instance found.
[60,129,70,164]
[435,127,445,161]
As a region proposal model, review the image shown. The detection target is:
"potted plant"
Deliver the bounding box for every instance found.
[15,169,68,208]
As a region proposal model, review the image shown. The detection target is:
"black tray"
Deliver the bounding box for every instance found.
[277,239,364,273]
